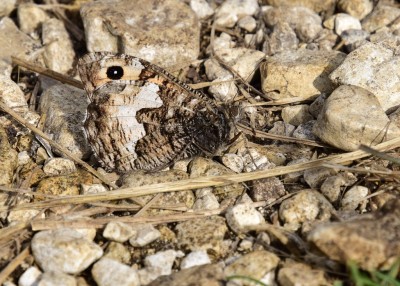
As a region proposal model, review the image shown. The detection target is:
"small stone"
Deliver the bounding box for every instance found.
[329,42,400,111]
[81,184,109,195]
[147,264,224,286]
[238,16,257,32]
[31,228,103,274]
[176,216,227,256]
[189,0,214,19]
[192,191,220,210]
[320,175,346,202]
[103,221,137,243]
[181,250,211,269]
[224,250,280,280]
[268,121,295,137]
[17,151,31,166]
[138,267,163,286]
[42,18,76,74]
[221,153,244,173]
[81,0,199,67]
[261,50,345,100]
[0,17,42,75]
[303,167,337,189]
[293,121,318,141]
[18,267,42,286]
[263,0,335,14]
[39,84,90,159]
[129,224,161,247]
[36,170,93,197]
[7,209,43,225]
[104,242,131,264]
[334,13,362,35]
[214,0,259,28]
[263,6,322,42]
[39,272,77,286]
[249,177,286,204]
[308,199,400,271]
[309,94,327,118]
[263,22,298,55]
[279,190,333,231]
[17,3,49,36]
[338,0,373,19]
[92,258,140,286]
[144,250,184,276]
[43,158,76,176]
[341,186,369,211]
[362,5,400,33]
[0,0,16,17]
[278,262,329,286]
[282,105,313,126]
[283,158,309,182]
[214,47,265,81]
[225,204,266,233]
[313,85,400,151]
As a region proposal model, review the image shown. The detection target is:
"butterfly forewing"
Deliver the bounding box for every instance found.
[78,52,231,173]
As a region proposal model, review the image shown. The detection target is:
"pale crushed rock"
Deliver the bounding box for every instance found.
[92,258,140,286]
[303,167,337,189]
[320,175,346,202]
[80,0,200,67]
[144,250,184,276]
[281,105,313,126]
[362,4,400,33]
[279,190,333,231]
[263,6,322,42]
[81,184,109,195]
[308,199,400,271]
[224,250,280,280]
[225,203,266,233]
[329,42,400,111]
[176,216,228,256]
[181,250,211,269]
[192,191,220,210]
[337,0,373,19]
[214,0,259,28]
[128,224,161,247]
[103,242,131,264]
[103,221,137,243]
[31,228,103,274]
[340,185,369,211]
[313,85,400,151]
[43,158,76,176]
[0,0,16,18]
[189,0,214,19]
[334,13,362,35]
[7,209,43,225]
[268,121,295,137]
[293,120,318,141]
[42,18,76,74]
[238,15,257,32]
[17,3,49,36]
[37,272,77,286]
[18,267,42,286]
[278,261,329,286]
[261,49,345,100]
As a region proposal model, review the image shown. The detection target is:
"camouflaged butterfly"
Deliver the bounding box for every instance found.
[78,52,233,173]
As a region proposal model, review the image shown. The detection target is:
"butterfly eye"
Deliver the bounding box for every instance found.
[106,66,124,80]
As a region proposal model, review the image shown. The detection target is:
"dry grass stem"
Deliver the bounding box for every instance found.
[4,136,400,213]
[0,246,30,285]
[12,56,83,89]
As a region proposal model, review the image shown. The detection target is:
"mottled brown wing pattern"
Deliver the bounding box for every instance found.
[78,52,231,173]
